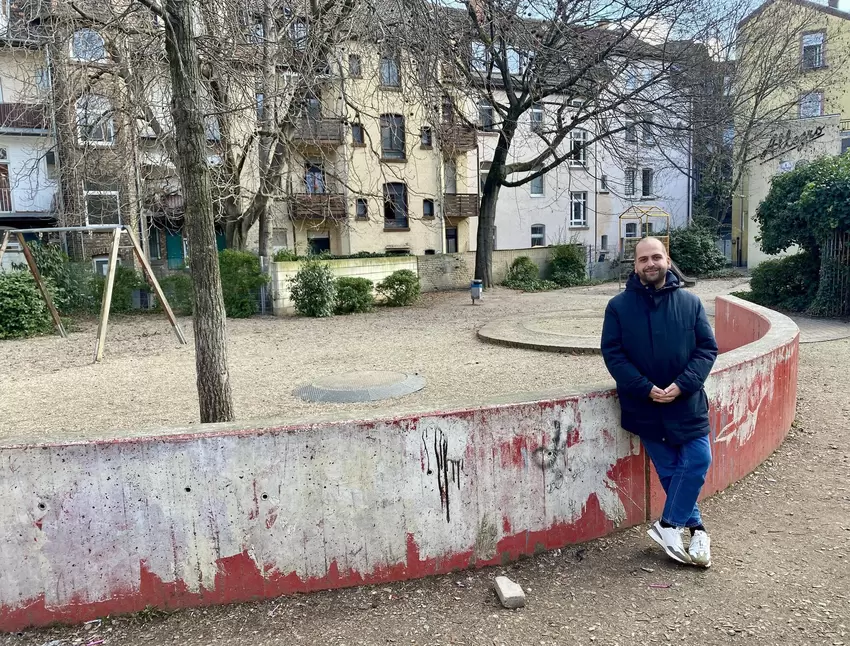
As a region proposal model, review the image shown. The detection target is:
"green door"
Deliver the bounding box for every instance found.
[166,232,184,269]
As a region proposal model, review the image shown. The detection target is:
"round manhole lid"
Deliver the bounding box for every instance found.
[295,370,426,403]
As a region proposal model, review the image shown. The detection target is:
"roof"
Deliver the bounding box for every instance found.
[739,0,850,29]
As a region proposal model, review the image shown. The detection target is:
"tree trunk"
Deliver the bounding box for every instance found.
[256,0,277,262]
[163,0,235,423]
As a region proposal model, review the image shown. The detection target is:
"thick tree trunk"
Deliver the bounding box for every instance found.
[163,0,235,423]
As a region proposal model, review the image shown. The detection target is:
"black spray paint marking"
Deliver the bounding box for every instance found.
[429,429,463,523]
[532,420,573,494]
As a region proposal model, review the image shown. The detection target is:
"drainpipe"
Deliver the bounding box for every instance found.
[44,45,67,254]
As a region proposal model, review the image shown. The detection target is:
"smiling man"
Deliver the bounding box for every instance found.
[601,237,718,567]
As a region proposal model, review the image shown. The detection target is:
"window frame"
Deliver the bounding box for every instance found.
[641,168,654,198]
[625,118,637,143]
[420,126,433,148]
[355,197,368,220]
[70,29,107,63]
[478,100,495,132]
[568,128,588,167]
[529,170,545,197]
[530,224,545,247]
[348,53,362,78]
[383,182,409,229]
[352,122,365,146]
[83,181,121,226]
[625,168,636,196]
[422,198,435,219]
[530,102,544,132]
[380,114,406,160]
[801,30,826,70]
[569,191,588,228]
[799,90,824,118]
[380,52,401,88]
[75,94,115,145]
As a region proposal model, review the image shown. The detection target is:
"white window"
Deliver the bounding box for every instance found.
[800,92,823,118]
[289,18,308,49]
[84,181,120,225]
[506,47,526,75]
[625,118,637,143]
[35,68,50,92]
[479,100,495,131]
[531,224,545,247]
[71,29,107,62]
[600,174,608,192]
[802,32,825,70]
[625,168,636,196]
[568,129,588,166]
[76,94,115,144]
[530,170,544,196]
[92,255,120,277]
[570,191,587,227]
[600,234,609,249]
[380,53,400,87]
[641,168,654,197]
[625,222,638,237]
[530,103,543,132]
[642,222,654,236]
[642,116,655,145]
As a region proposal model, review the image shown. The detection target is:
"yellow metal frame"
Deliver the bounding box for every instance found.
[617,205,672,289]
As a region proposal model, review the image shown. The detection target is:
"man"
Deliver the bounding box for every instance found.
[601,237,718,567]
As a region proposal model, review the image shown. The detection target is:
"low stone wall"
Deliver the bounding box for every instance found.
[0,296,799,632]
[417,247,553,292]
[271,256,418,314]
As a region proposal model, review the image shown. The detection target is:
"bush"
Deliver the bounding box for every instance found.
[272,248,299,262]
[548,244,586,287]
[334,277,374,314]
[376,269,421,306]
[502,256,559,291]
[16,242,98,314]
[0,271,52,339]
[289,259,336,317]
[94,266,147,314]
[218,249,269,318]
[158,273,194,316]
[745,252,820,312]
[669,225,728,276]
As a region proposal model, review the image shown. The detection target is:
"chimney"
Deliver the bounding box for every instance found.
[828,0,838,8]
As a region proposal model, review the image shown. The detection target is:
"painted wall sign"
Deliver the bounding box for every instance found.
[759,125,825,162]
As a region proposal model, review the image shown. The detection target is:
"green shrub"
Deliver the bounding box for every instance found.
[669,225,727,276]
[218,249,269,318]
[0,270,52,339]
[289,259,336,317]
[272,248,299,262]
[548,244,586,287]
[15,242,98,314]
[745,252,820,312]
[376,269,421,306]
[502,256,558,291]
[94,266,147,313]
[158,273,194,316]
[334,276,374,314]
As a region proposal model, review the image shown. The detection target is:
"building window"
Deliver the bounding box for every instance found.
[625,168,636,196]
[446,226,458,253]
[355,197,368,220]
[568,128,588,166]
[479,100,495,131]
[420,126,433,147]
[642,168,654,197]
[570,191,588,227]
[70,29,107,62]
[76,94,115,144]
[352,123,365,145]
[256,93,264,120]
[506,47,526,75]
[530,170,544,196]
[92,255,120,277]
[380,114,405,159]
[800,91,823,118]
[384,182,408,228]
[380,53,400,87]
[45,150,59,180]
[530,102,543,132]
[642,116,655,145]
[802,32,825,70]
[600,234,609,249]
[304,164,326,194]
[35,68,50,91]
[0,159,11,213]
[600,174,608,192]
[289,18,308,49]
[625,118,637,143]
[84,180,120,225]
[423,198,435,218]
[642,222,654,236]
[302,94,321,121]
[471,41,488,71]
[148,227,161,260]
[625,222,638,237]
[349,54,362,78]
[530,224,545,247]
[249,19,264,43]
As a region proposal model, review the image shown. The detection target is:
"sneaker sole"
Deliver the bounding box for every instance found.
[647,526,691,565]
[690,556,711,569]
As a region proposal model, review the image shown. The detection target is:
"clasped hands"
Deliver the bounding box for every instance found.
[650,383,681,404]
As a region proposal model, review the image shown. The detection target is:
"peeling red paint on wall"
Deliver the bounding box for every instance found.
[0,297,798,633]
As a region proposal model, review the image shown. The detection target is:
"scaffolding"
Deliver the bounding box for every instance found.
[0,224,187,363]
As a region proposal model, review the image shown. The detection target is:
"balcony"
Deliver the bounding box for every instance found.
[443,193,478,219]
[439,122,477,155]
[841,119,850,132]
[0,103,49,132]
[291,118,344,145]
[290,193,347,221]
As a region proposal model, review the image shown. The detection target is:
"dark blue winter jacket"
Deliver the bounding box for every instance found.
[601,271,718,445]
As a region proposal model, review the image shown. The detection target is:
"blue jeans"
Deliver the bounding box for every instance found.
[642,434,712,528]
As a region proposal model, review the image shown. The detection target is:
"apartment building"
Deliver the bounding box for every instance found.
[734,0,850,267]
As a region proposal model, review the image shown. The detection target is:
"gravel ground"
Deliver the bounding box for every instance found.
[0,278,747,446]
[2,332,846,645]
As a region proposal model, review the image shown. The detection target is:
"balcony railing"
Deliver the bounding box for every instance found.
[841,119,850,133]
[439,122,477,155]
[0,187,11,213]
[0,103,48,131]
[443,193,478,219]
[290,192,346,221]
[291,118,344,145]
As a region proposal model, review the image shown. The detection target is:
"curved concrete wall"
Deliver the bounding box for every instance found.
[0,296,799,632]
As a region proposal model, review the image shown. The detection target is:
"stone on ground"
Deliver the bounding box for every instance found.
[494,576,526,609]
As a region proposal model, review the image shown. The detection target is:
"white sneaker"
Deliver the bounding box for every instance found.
[688,530,711,568]
[648,521,691,564]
